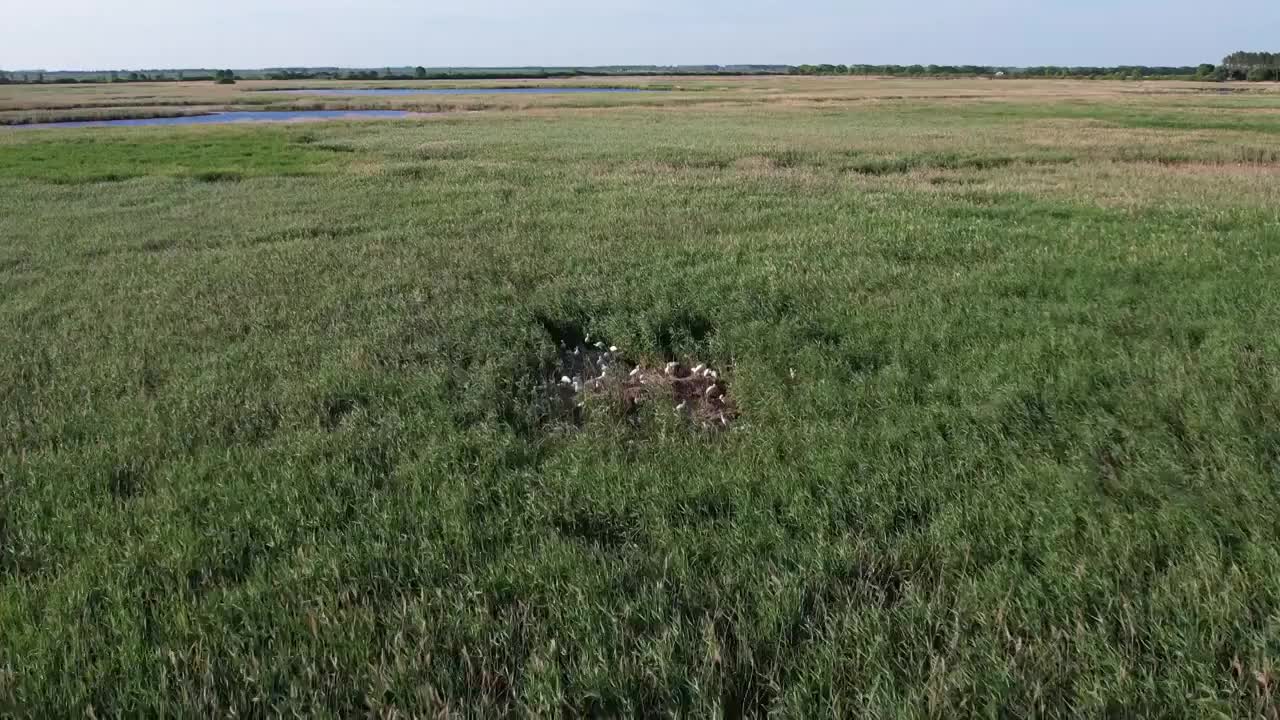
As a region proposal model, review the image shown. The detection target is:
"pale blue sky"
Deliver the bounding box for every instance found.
[3,0,1276,71]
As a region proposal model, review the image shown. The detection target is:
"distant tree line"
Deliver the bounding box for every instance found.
[263,70,338,81]
[1223,51,1279,68]
[790,64,1206,80]
[1218,51,1280,81]
[328,68,767,81]
[790,55,1280,82]
[5,57,1278,85]
[0,69,216,83]
[0,65,790,85]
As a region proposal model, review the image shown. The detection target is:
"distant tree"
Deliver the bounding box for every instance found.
[1222,51,1279,82]
[415,66,428,79]
[1247,66,1277,82]
[1195,63,1215,79]
[128,72,139,82]
[214,69,236,84]
[1224,51,1279,69]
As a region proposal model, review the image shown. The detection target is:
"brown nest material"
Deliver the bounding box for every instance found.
[620,361,737,431]
[546,340,737,431]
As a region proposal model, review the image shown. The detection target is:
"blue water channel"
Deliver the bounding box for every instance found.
[14,110,416,129]
[269,87,656,96]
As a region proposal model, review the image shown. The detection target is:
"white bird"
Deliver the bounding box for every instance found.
[595,341,606,350]
[664,362,678,375]
[675,402,687,413]
[692,364,706,374]
[706,370,718,380]
[560,376,572,385]
[573,347,581,356]
[629,367,641,378]
[609,345,619,353]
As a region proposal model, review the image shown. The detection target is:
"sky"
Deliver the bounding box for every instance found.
[2,0,1276,71]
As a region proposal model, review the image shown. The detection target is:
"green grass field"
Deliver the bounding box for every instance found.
[2,78,1280,716]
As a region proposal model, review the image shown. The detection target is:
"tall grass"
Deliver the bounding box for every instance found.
[1,83,1279,716]
[0,107,216,126]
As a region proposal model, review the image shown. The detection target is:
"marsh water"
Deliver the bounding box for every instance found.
[11,89,663,129]
[269,87,655,96]
[16,110,416,129]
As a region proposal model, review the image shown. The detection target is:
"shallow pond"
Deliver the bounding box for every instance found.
[269,87,657,96]
[15,110,416,129]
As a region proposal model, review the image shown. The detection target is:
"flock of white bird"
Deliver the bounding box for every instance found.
[551,336,735,428]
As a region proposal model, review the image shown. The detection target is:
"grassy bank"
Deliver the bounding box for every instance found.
[2,81,1280,716]
[0,107,218,127]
